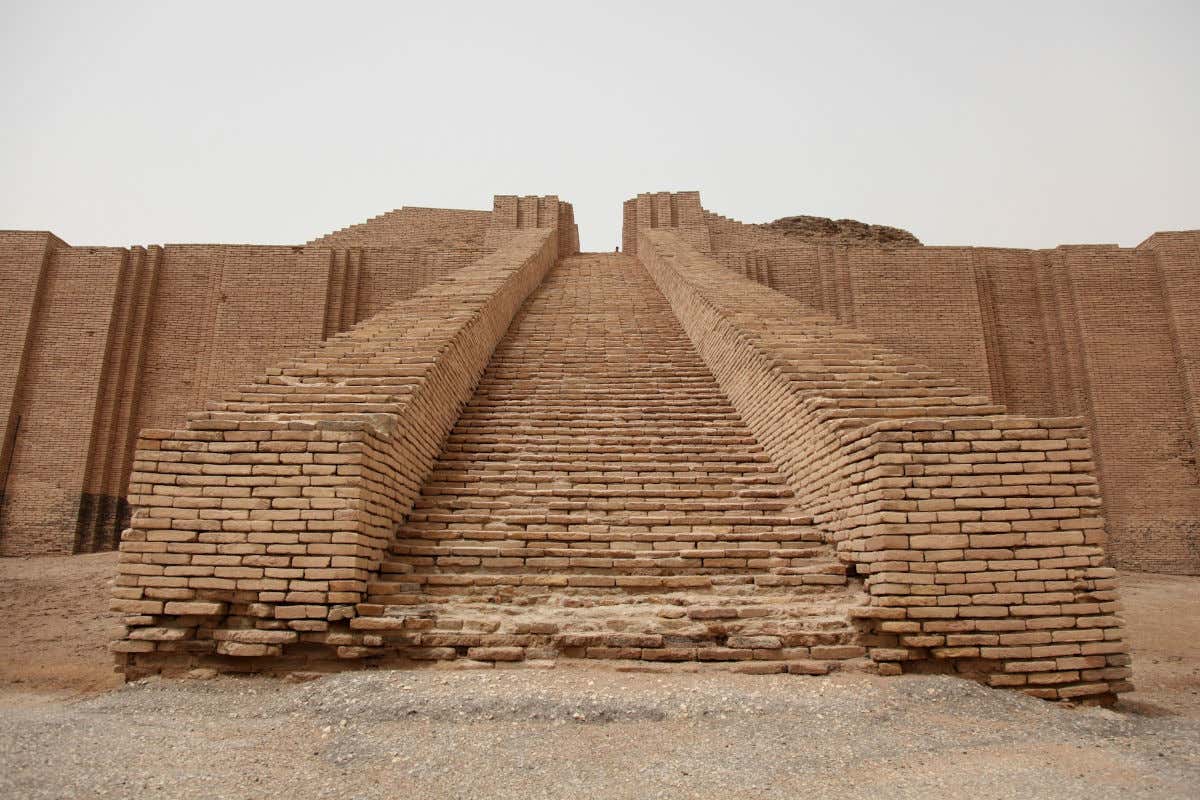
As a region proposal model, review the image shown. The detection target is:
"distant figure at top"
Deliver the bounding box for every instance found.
[614,245,620,253]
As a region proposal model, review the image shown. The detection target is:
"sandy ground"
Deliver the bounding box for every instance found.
[0,553,1197,799]
[0,552,124,694]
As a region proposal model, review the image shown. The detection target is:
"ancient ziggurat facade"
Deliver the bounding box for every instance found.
[3,190,1199,702]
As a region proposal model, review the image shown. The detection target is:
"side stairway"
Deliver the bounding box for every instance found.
[351,254,869,672]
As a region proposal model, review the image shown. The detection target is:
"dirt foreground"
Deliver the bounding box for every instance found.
[0,554,1197,799]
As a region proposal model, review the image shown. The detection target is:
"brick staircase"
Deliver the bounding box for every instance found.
[351,254,868,672]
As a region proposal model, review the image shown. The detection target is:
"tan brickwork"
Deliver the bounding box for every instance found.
[309,206,493,249]
[0,246,130,553]
[625,191,1200,574]
[0,197,581,555]
[347,253,861,673]
[635,229,1129,700]
[0,188,1191,700]
[112,228,557,671]
[485,195,580,256]
[0,232,58,522]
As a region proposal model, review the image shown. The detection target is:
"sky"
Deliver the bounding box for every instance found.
[1,1,1197,251]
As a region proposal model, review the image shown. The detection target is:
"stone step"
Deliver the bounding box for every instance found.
[412,484,795,503]
[365,569,850,600]
[391,524,823,543]
[441,434,766,447]
[340,585,868,667]
[388,543,833,560]
[344,254,869,671]
[424,467,787,482]
[431,452,780,467]
[384,553,844,577]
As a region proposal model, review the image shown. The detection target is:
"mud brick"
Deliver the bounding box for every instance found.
[687,607,740,620]
[216,642,278,657]
[69,194,1136,704]
[586,647,642,660]
[213,629,298,645]
[162,601,225,616]
[727,635,782,649]
[787,660,834,675]
[110,599,164,615]
[730,662,787,674]
[811,645,867,659]
[642,648,697,661]
[696,647,755,661]
[127,627,192,642]
[467,646,524,662]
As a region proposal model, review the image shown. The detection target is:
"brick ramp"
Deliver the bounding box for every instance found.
[351,254,869,671]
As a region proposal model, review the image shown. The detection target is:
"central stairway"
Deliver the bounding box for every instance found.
[353,254,867,672]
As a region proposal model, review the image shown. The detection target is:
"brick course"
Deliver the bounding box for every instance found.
[0,198,577,554]
[626,191,1200,574]
[636,228,1128,699]
[0,188,1189,700]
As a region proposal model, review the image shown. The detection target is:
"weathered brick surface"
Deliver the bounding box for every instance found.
[0,189,1189,700]
[0,231,59,551]
[309,206,493,249]
[111,228,558,673]
[340,253,861,670]
[626,191,1200,575]
[0,197,579,555]
[636,228,1129,700]
[0,245,132,553]
[113,248,866,678]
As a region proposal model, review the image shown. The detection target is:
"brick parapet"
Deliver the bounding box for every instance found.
[111,229,558,669]
[637,228,1129,701]
[485,195,579,256]
[622,191,711,256]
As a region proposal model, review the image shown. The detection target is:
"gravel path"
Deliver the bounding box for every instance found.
[1,555,1197,799]
[1,667,1197,800]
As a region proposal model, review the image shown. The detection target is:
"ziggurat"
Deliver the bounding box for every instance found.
[3,190,1198,702]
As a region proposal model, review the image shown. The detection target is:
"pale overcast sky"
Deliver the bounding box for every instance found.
[1,1,1197,251]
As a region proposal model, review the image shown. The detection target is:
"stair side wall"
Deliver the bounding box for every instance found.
[627,192,1200,575]
[637,229,1129,701]
[111,229,558,674]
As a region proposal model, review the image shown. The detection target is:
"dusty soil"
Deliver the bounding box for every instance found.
[0,552,122,694]
[0,554,1197,799]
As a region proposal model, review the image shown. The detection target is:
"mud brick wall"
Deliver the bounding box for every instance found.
[828,417,1127,699]
[485,195,580,256]
[1052,245,1200,572]
[348,247,493,325]
[0,233,497,554]
[0,232,58,510]
[624,191,1200,574]
[637,228,1129,700]
[622,191,710,256]
[110,229,558,666]
[0,245,132,553]
[1136,233,1200,568]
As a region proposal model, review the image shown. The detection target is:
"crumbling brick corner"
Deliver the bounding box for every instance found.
[829,415,1129,701]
